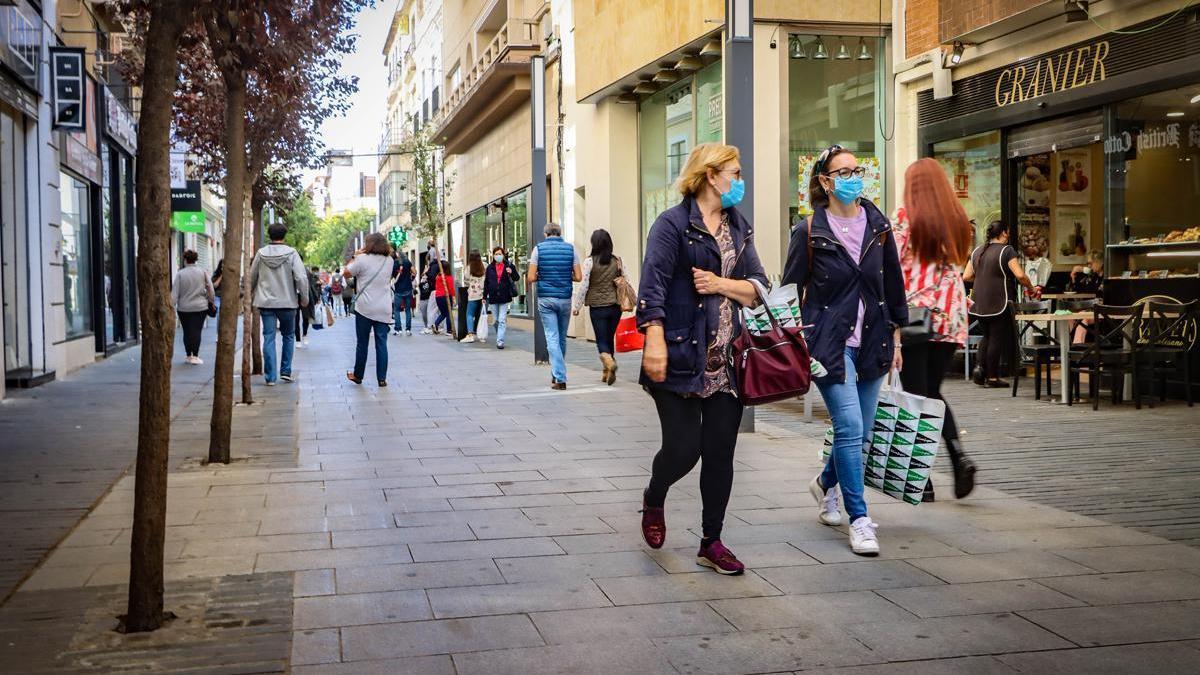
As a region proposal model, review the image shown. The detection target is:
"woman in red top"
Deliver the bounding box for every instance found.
[895,158,976,499]
[431,260,455,336]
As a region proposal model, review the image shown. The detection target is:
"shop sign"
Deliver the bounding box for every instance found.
[1104,123,1200,156]
[172,211,205,233]
[104,91,138,154]
[0,0,41,94]
[62,134,101,184]
[994,40,1109,108]
[171,180,202,212]
[50,47,86,131]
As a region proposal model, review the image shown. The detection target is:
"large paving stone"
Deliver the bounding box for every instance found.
[707,591,919,631]
[756,560,945,594]
[293,655,456,675]
[495,550,666,582]
[595,571,782,605]
[294,589,432,629]
[1018,600,1200,646]
[998,642,1200,674]
[529,602,735,645]
[876,579,1085,617]
[654,624,874,674]
[426,579,612,618]
[451,639,678,675]
[797,655,1018,675]
[647,542,819,573]
[1035,569,1200,605]
[1051,544,1200,573]
[408,537,564,562]
[336,559,504,593]
[906,550,1097,583]
[846,613,1073,660]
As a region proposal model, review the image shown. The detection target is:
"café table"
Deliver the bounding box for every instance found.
[1013,311,1093,404]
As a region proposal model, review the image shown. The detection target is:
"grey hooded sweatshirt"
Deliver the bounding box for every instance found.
[250,243,308,309]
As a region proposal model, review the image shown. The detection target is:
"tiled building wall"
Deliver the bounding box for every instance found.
[938,0,1048,42]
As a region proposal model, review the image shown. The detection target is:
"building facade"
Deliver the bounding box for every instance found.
[896,0,1199,333]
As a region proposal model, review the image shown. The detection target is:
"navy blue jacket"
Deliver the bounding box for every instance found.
[636,196,768,395]
[782,201,908,385]
[483,261,520,304]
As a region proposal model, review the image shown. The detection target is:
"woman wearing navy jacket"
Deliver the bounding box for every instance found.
[482,245,520,349]
[782,145,908,556]
[636,143,768,575]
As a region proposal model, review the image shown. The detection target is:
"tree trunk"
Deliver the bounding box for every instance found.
[240,190,254,404]
[208,74,247,465]
[251,184,265,375]
[125,0,195,634]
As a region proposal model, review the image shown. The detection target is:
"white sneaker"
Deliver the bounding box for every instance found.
[478,336,486,343]
[192,356,204,365]
[420,328,432,335]
[849,517,880,556]
[303,338,309,345]
[405,330,413,336]
[808,474,842,526]
[295,342,305,349]
[265,380,277,387]
[461,334,476,343]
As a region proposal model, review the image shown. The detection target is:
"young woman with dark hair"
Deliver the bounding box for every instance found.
[572,228,624,384]
[461,251,487,343]
[895,158,977,500]
[963,220,1037,387]
[483,245,520,349]
[782,145,908,556]
[431,259,455,337]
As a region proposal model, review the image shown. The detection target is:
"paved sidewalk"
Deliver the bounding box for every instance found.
[4,316,1200,673]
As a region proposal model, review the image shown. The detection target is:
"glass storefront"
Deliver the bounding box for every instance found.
[931,131,1002,247]
[788,36,888,226]
[101,144,117,345]
[463,186,531,314]
[59,172,93,339]
[639,62,721,240]
[1,99,29,373]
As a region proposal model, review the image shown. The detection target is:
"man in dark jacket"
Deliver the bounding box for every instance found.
[391,251,415,335]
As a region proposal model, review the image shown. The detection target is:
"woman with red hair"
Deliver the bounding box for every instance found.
[894,158,976,500]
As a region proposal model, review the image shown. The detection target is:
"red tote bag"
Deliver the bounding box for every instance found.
[614,316,644,353]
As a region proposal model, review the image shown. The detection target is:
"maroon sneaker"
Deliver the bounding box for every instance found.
[696,540,745,575]
[639,492,666,549]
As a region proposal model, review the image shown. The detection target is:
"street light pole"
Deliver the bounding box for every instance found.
[530,54,548,364]
[725,0,755,433]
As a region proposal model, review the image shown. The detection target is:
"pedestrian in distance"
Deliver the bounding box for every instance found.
[330,272,345,316]
[306,265,323,343]
[391,249,415,336]
[781,144,907,556]
[418,265,434,334]
[293,255,316,349]
[343,233,395,387]
[172,249,215,365]
[573,228,624,385]
[895,158,977,500]
[211,260,224,344]
[483,245,520,349]
[528,222,582,389]
[962,220,1037,387]
[431,259,455,337]
[249,223,309,386]
[341,260,356,316]
[461,250,487,343]
[637,142,767,575]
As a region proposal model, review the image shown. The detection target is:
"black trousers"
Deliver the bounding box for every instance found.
[899,341,959,441]
[645,388,744,540]
[178,310,207,357]
[976,308,1013,380]
[589,304,621,354]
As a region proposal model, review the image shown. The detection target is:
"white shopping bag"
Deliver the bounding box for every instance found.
[740,283,802,335]
[477,305,489,340]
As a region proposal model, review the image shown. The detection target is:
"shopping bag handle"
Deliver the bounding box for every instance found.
[886,369,905,392]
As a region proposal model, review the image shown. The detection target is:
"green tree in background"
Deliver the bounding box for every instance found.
[305,208,376,269]
[283,194,319,254]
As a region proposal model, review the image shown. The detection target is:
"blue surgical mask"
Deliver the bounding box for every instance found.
[832,175,863,205]
[720,178,746,209]
[494,254,504,263]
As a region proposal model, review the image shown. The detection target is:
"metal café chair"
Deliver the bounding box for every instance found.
[1012,300,1058,400]
[1139,299,1198,408]
[1067,304,1142,410]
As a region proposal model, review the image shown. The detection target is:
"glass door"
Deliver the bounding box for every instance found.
[1,102,29,374]
[503,187,529,315]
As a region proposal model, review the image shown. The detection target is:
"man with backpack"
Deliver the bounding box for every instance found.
[250,223,309,386]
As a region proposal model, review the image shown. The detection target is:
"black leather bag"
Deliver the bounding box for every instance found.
[900,306,934,345]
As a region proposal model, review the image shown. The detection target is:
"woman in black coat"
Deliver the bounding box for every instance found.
[482,245,520,349]
[782,145,907,557]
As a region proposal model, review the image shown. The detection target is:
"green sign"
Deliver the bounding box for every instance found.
[387,226,408,247]
[172,211,205,233]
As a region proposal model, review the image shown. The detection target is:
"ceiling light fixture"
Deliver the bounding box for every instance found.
[835,41,851,60]
[652,69,679,84]
[789,35,805,59]
[813,38,828,60]
[857,39,872,60]
[675,55,703,73]
[615,92,639,104]
[632,80,658,95]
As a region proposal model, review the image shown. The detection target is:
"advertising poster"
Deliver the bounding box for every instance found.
[1056,147,1092,204]
[1017,153,1052,215]
[1055,207,1090,264]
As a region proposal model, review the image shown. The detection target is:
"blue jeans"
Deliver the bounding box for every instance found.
[815,347,886,522]
[354,313,389,382]
[467,299,483,335]
[489,302,510,344]
[393,293,413,331]
[537,296,571,382]
[260,308,297,384]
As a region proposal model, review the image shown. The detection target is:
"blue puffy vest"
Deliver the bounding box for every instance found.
[535,237,575,299]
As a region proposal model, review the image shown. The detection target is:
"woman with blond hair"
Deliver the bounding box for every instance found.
[895,158,977,500]
[636,143,768,575]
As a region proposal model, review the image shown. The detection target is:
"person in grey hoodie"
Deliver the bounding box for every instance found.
[172,249,215,365]
[250,223,309,386]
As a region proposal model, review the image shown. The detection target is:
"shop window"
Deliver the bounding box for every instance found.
[504,187,529,315]
[931,131,1002,248]
[787,36,887,224]
[59,172,93,340]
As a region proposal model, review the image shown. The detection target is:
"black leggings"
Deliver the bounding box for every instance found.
[294,306,311,338]
[589,304,621,354]
[899,341,959,442]
[976,308,1014,380]
[645,389,744,540]
[178,310,207,357]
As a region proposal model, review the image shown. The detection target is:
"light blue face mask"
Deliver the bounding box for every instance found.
[494,254,505,263]
[832,175,864,205]
[721,178,746,209]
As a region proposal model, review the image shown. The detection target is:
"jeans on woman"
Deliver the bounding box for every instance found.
[353,313,389,382]
[434,297,452,332]
[899,341,959,442]
[815,347,886,523]
[466,299,483,335]
[976,307,1014,380]
[589,304,621,354]
[178,310,207,357]
[488,302,510,344]
[644,389,744,540]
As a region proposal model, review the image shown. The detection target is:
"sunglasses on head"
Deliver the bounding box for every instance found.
[814,144,844,174]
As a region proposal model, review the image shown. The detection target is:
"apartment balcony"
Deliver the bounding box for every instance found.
[377,126,412,166]
[431,17,542,155]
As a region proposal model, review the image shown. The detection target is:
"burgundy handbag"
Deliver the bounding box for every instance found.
[730,280,812,406]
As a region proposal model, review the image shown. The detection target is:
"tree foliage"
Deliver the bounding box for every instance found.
[305,208,376,269]
[402,117,454,241]
[283,193,320,254]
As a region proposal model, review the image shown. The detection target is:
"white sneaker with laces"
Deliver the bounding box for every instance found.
[849,517,880,556]
[461,334,476,343]
[420,328,432,335]
[192,356,204,365]
[405,330,413,336]
[808,474,842,526]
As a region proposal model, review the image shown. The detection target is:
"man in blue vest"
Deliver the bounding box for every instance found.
[528,222,582,390]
